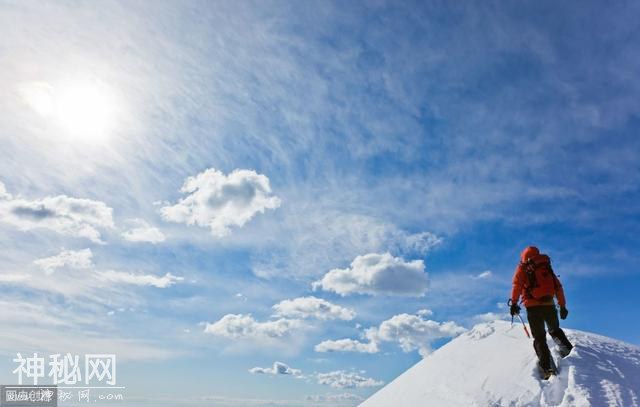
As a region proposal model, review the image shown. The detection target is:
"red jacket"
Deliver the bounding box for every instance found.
[510,246,566,308]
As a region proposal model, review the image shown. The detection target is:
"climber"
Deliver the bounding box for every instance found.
[509,246,574,378]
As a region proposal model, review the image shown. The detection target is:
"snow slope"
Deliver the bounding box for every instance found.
[361,320,640,407]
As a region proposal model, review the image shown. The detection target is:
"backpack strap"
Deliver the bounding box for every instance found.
[522,260,537,299]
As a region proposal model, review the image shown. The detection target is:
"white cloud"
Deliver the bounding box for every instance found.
[314,338,378,354]
[472,270,493,279]
[0,296,177,362]
[98,270,183,288]
[312,253,428,296]
[316,371,383,389]
[473,312,508,323]
[396,231,442,256]
[160,168,281,237]
[370,313,466,357]
[306,393,364,403]
[250,206,441,280]
[0,184,114,243]
[316,313,465,357]
[248,361,301,376]
[0,182,10,200]
[0,272,31,283]
[121,218,165,243]
[416,308,433,317]
[4,248,182,299]
[272,297,355,321]
[33,248,93,274]
[203,314,301,340]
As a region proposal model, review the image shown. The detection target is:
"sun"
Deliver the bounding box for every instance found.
[21,80,117,143]
[57,82,115,140]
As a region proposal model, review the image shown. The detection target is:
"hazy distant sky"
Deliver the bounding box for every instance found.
[1,1,639,405]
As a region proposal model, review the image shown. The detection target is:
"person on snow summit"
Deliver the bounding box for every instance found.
[509,246,574,374]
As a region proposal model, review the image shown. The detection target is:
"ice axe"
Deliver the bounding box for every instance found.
[516,313,531,339]
[508,299,531,339]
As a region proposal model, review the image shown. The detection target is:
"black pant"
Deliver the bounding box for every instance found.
[526,305,572,369]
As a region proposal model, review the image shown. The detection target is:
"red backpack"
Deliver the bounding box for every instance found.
[522,254,558,300]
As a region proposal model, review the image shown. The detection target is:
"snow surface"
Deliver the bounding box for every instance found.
[361,320,640,407]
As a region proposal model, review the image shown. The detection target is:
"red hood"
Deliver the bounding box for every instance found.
[520,246,540,262]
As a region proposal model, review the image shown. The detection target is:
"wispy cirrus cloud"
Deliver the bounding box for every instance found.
[0,272,31,283]
[3,247,184,298]
[0,296,177,361]
[98,270,183,288]
[33,248,93,274]
[1,0,639,403]
[472,271,493,280]
[249,207,441,280]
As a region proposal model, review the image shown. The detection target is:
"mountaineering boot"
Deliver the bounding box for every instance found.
[540,364,556,380]
[534,337,557,379]
[536,351,558,380]
[536,349,557,379]
[549,328,573,358]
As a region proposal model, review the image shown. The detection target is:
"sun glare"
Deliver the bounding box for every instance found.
[21,80,117,143]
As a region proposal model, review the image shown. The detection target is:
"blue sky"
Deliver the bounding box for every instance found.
[1,0,639,405]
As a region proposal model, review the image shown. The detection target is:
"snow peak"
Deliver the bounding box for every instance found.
[523,254,557,300]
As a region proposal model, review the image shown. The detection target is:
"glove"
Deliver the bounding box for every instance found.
[560,307,568,320]
[510,303,521,316]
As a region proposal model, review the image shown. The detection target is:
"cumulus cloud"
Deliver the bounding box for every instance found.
[370,313,466,357]
[98,270,183,288]
[121,219,165,243]
[248,361,301,376]
[203,314,301,340]
[314,338,378,354]
[33,248,93,274]
[312,253,428,296]
[160,168,281,237]
[472,270,493,279]
[316,313,465,357]
[315,371,383,389]
[272,297,355,321]
[0,185,114,243]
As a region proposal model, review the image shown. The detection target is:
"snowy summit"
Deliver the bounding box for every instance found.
[361,321,640,406]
